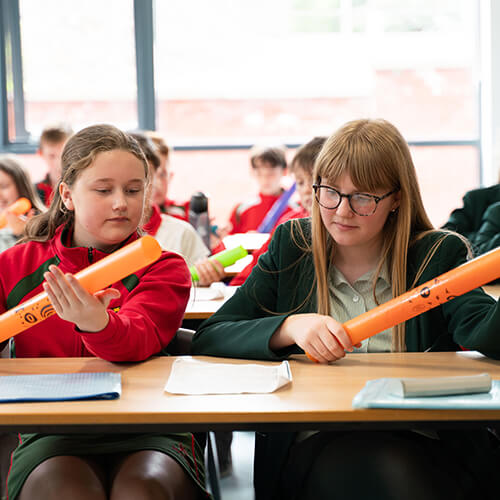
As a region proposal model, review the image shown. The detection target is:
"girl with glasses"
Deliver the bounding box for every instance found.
[193,118,500,500]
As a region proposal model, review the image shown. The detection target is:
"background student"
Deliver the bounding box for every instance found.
[0,124,208,500]
[35,123,73,206]
[129,132,211,272]
[443,171,500,256]
[193,119,500,500]
[230,136,325,286]
[226,145,295,235]
[145,130,192,221]
[0,155,45,253]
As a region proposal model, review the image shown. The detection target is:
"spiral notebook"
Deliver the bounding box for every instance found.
[0,372,122,403]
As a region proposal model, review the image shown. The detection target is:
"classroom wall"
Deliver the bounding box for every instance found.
[16,144,478,230]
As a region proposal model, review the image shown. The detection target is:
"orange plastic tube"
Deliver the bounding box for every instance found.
[0,235,162,342]
[306,245,500,362]
[0,198,32,229]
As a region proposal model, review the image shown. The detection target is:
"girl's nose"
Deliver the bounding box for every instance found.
[335,196,353,216]
[112,191,127,210]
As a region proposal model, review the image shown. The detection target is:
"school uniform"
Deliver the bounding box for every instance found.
[444,184,500,255]
[228,191,297,234]
[143,204,210,267]
[193,218,500,500]
[0,225,209,499]
[35,175,54,207]
[229,206,309,286]
[160,197,191,222]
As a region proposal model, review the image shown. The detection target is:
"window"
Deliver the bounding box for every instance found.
[1,0,138,148]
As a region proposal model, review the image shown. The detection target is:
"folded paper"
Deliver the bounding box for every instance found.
[165,357,292,395]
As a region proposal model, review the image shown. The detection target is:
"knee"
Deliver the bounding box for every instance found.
[18,456,106,500]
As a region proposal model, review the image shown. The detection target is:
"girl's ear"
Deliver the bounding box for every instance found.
[391,190,401,212]
[59,182,74,211]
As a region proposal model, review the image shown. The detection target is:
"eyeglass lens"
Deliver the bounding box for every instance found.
[317,187,377,215]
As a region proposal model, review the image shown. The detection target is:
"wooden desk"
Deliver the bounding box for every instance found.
[484,285,500,300]
[184,286,238,320]
[0,352,499,433]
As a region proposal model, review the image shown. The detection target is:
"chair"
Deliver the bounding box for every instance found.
[167,328,223,500]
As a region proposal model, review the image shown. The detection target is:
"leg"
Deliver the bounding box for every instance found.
[109,450,198,500]
[300,431,469,500]
[18,455,107,500]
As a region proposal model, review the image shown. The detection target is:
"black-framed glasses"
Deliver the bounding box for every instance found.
[312,184,399,216]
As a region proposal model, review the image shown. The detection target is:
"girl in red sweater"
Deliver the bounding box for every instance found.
[0,125,208,500]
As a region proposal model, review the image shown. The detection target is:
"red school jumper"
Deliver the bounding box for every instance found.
[228,191,296,235]
[0,225,190,360]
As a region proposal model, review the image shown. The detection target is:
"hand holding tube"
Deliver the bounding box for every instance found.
[307,245,500,362]
[0,198,32,229]
[190,245,248,281]
[0,235,162,341]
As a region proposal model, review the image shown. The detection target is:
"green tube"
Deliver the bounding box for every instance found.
[190,245,248,281]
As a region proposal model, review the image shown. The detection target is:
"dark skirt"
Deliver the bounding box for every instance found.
[7,432,210,499]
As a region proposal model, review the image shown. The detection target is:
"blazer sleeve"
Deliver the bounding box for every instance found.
[192,223,302,360]
[79,252,191,362]
[431,234,500,358]
[472,201,500,255]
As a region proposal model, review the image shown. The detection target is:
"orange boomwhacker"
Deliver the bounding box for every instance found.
[0,235,162,342]
[0,198,32,229]
[306,245,500,362]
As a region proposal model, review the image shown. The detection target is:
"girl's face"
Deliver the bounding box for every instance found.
[0,170,20,211]
[293,166,313,214]
[152,160,171,206]
[60,149,147,252]
[318,174,400,255]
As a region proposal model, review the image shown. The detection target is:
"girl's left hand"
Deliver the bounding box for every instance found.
[5,208,36,236]
[43,265,121,332]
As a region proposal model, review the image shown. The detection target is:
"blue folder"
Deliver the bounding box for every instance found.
[352,378,500,410]
[0,372,121,402]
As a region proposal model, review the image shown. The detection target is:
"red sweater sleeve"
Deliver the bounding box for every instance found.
[78,251,191,362]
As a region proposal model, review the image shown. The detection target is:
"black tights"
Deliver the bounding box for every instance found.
[281,431,477,500]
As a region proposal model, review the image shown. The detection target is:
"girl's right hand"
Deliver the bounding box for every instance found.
[270,313,360,364]
[194,258,226,286]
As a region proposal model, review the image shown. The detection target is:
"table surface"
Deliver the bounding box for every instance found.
[184,286,239,319]
[0,351,499,433]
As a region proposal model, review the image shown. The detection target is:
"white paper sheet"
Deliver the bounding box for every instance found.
[164,357,292,395]
[189,283,238,302]
[223,233,270,251]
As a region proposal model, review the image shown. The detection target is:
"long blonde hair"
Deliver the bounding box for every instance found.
[23,124,150,243]
[310,119,435,351]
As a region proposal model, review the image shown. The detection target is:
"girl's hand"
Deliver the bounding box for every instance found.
[5,208,36,236]
[194,258,226,286]
[5,211,28,236]
[43,265,121,332]
[270,313,361,364]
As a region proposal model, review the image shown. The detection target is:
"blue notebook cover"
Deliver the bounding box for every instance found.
[0,372,121,403]
[353,378,500,410]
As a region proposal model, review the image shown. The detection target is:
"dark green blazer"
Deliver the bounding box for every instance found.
[192,218,500,500]
[444,184,500,256]
[193,219,500,360]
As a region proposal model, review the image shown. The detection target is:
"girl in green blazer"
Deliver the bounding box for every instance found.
[193,119,500,500]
